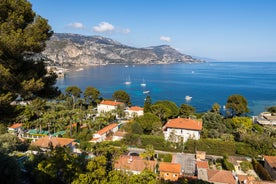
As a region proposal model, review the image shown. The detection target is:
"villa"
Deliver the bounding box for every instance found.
[114,155,157,174]
[124,106,144,119]
[163,118,202,142]
[90,123,119,143]
[8,123,23,134]
[97,100,124,114]
[31,136,78,152]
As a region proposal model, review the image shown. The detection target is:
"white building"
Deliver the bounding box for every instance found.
[125,106,144,119]
[97,100,124,114]
[253,112,276,126]
[8,123,23,134]
[163,118,202,142]
[90,123,119,143]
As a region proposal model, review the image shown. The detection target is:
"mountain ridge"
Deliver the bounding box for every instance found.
[42,33,204,66]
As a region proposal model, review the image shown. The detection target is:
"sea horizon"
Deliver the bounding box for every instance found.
[56,61,276,116]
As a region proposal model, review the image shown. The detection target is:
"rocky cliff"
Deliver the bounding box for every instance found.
[42,33,203,66]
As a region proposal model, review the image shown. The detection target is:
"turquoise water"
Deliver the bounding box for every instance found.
[56,62,276,115]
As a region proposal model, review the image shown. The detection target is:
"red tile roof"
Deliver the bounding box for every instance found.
[9,123,23,129]
[100,100,123,106]
[196,161,209,169]
[159,162,181,173]
[164,118,202,131]
[114,155,157,172]
[207,169,236,184]
[264,155,276,168]
[32,136,75,148]
[96,123,118,135]
[129,106,144,111]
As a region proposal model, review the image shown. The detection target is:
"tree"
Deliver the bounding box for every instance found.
[0,133,27,153]
[150,104,172,122]
[232,117,253,130]
[131,121,143,134]
[144,95,151,113]
[0,124,7,134]
[112,90,131,106]
[267,106,276,113]
[0,152,20,184]
[226,94,249,117]
[65,86,82,109]
[202,112,224,130]
[154,100,179,118]
[179,104,195,118]
[211,103,221,113]
[129,170,157,184]
[0,0,59,121]
[84,86,100,105]
[140,144,155,160]
[135,113,162,135]
[72,156,108,184]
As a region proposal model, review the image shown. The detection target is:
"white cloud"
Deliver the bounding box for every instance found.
[93,22,115,33]
[67,22,85,29]
[160,36,171,42]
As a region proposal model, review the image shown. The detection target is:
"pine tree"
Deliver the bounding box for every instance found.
[0,0,60,121]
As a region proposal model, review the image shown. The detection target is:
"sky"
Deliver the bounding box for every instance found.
[28,0,276,61]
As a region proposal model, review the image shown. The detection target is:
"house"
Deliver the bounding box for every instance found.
[8,123,23,134]
[159,162,182,181]
[97,100,124,114]
[125,106,144,119]
[198,169,237,184]
[264,156,276,180]
[196,161,209,170]
[253,112,276,126]
[114,155,157,174]
[237,174,256,184]
[90,123,119,143]
[31,136,77,152]
[163,118,202,142]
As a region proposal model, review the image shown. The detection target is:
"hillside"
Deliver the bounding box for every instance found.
[42,33,203,66]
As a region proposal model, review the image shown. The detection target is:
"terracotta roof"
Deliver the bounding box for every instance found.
[207,169,236,184]
[264,155,276,168]
[196,161,209,169]
[237,174,255,183]
[96,123,118,135]
[164,118,202,131]
[159,162,181,173]
[9,123,23,129]
[32,136,75,148]
[100,100,123,106]
[128,106,144,111]
[114,155,157,172]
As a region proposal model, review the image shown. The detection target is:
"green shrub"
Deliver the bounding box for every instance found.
[240,161,253,172]
[158,153,172,162]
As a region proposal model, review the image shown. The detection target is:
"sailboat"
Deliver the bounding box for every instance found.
[143,90,150,94]
[124,76,131,85]
[140,79,146,87]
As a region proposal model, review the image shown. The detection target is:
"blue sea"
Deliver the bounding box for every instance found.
[56,62,276,115]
